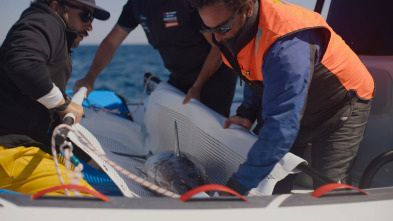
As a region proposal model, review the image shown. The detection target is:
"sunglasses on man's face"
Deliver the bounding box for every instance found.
[64,1,94,23]
[202,9,239,34]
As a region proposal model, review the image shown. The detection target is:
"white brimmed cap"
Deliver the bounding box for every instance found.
[75,0,110,20]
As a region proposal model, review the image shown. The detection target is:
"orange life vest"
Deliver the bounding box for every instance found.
[222,0,374,99]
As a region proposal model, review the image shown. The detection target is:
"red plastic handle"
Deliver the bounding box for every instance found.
[32,184,109,202]
[311,183,368,198]
[179,184,248,202]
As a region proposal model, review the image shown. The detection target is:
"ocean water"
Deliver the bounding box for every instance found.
[67,45,243,103]
[67,45,169,103]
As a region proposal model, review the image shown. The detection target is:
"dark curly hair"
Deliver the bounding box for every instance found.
[187,0,257,12]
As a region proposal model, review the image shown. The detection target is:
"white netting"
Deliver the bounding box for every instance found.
[77,82,304,197]
[144,83,257,185]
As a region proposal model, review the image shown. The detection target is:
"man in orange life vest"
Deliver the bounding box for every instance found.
[188,0,375,195]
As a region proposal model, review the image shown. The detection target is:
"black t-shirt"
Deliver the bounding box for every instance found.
[117,0,211,85]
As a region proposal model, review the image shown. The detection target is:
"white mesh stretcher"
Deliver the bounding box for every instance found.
[75,82,305,197]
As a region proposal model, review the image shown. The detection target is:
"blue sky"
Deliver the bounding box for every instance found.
[0,0,330,45]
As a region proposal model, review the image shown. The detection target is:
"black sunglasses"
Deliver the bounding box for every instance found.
[64,1,94,23]
[202,9,239,34]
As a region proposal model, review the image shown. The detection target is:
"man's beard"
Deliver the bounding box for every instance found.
[71,30,89,48]
[71,39,80,48]
[65,21,89,48]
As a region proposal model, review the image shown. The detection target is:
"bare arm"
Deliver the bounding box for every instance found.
[73,25,130,94]
[183,32,223,104]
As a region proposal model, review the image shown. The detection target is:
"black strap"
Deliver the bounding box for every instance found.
[236,104,258,123]
[48,94,71,132]
[50,94,71,112]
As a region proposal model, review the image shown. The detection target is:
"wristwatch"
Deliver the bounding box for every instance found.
[50,95,71,112]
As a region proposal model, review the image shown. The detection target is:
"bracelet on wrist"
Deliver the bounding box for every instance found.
[50,95,71,112]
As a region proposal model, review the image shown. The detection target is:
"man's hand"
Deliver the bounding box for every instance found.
[73,76,94,96]
[183,86,202,104]
[224,115,253,130]
[58,102,84,124]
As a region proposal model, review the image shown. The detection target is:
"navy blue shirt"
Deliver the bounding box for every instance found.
[233,29,326,190]
[117,0,211,85]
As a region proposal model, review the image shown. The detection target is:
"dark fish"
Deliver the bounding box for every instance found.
[143,121,209,195]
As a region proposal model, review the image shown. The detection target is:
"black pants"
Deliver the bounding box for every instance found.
[273,99,372,194]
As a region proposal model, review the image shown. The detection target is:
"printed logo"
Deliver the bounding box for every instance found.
[267,174,276,180]
[246,71,251,76]
[139,14,150,32]
[163,11,179,28]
